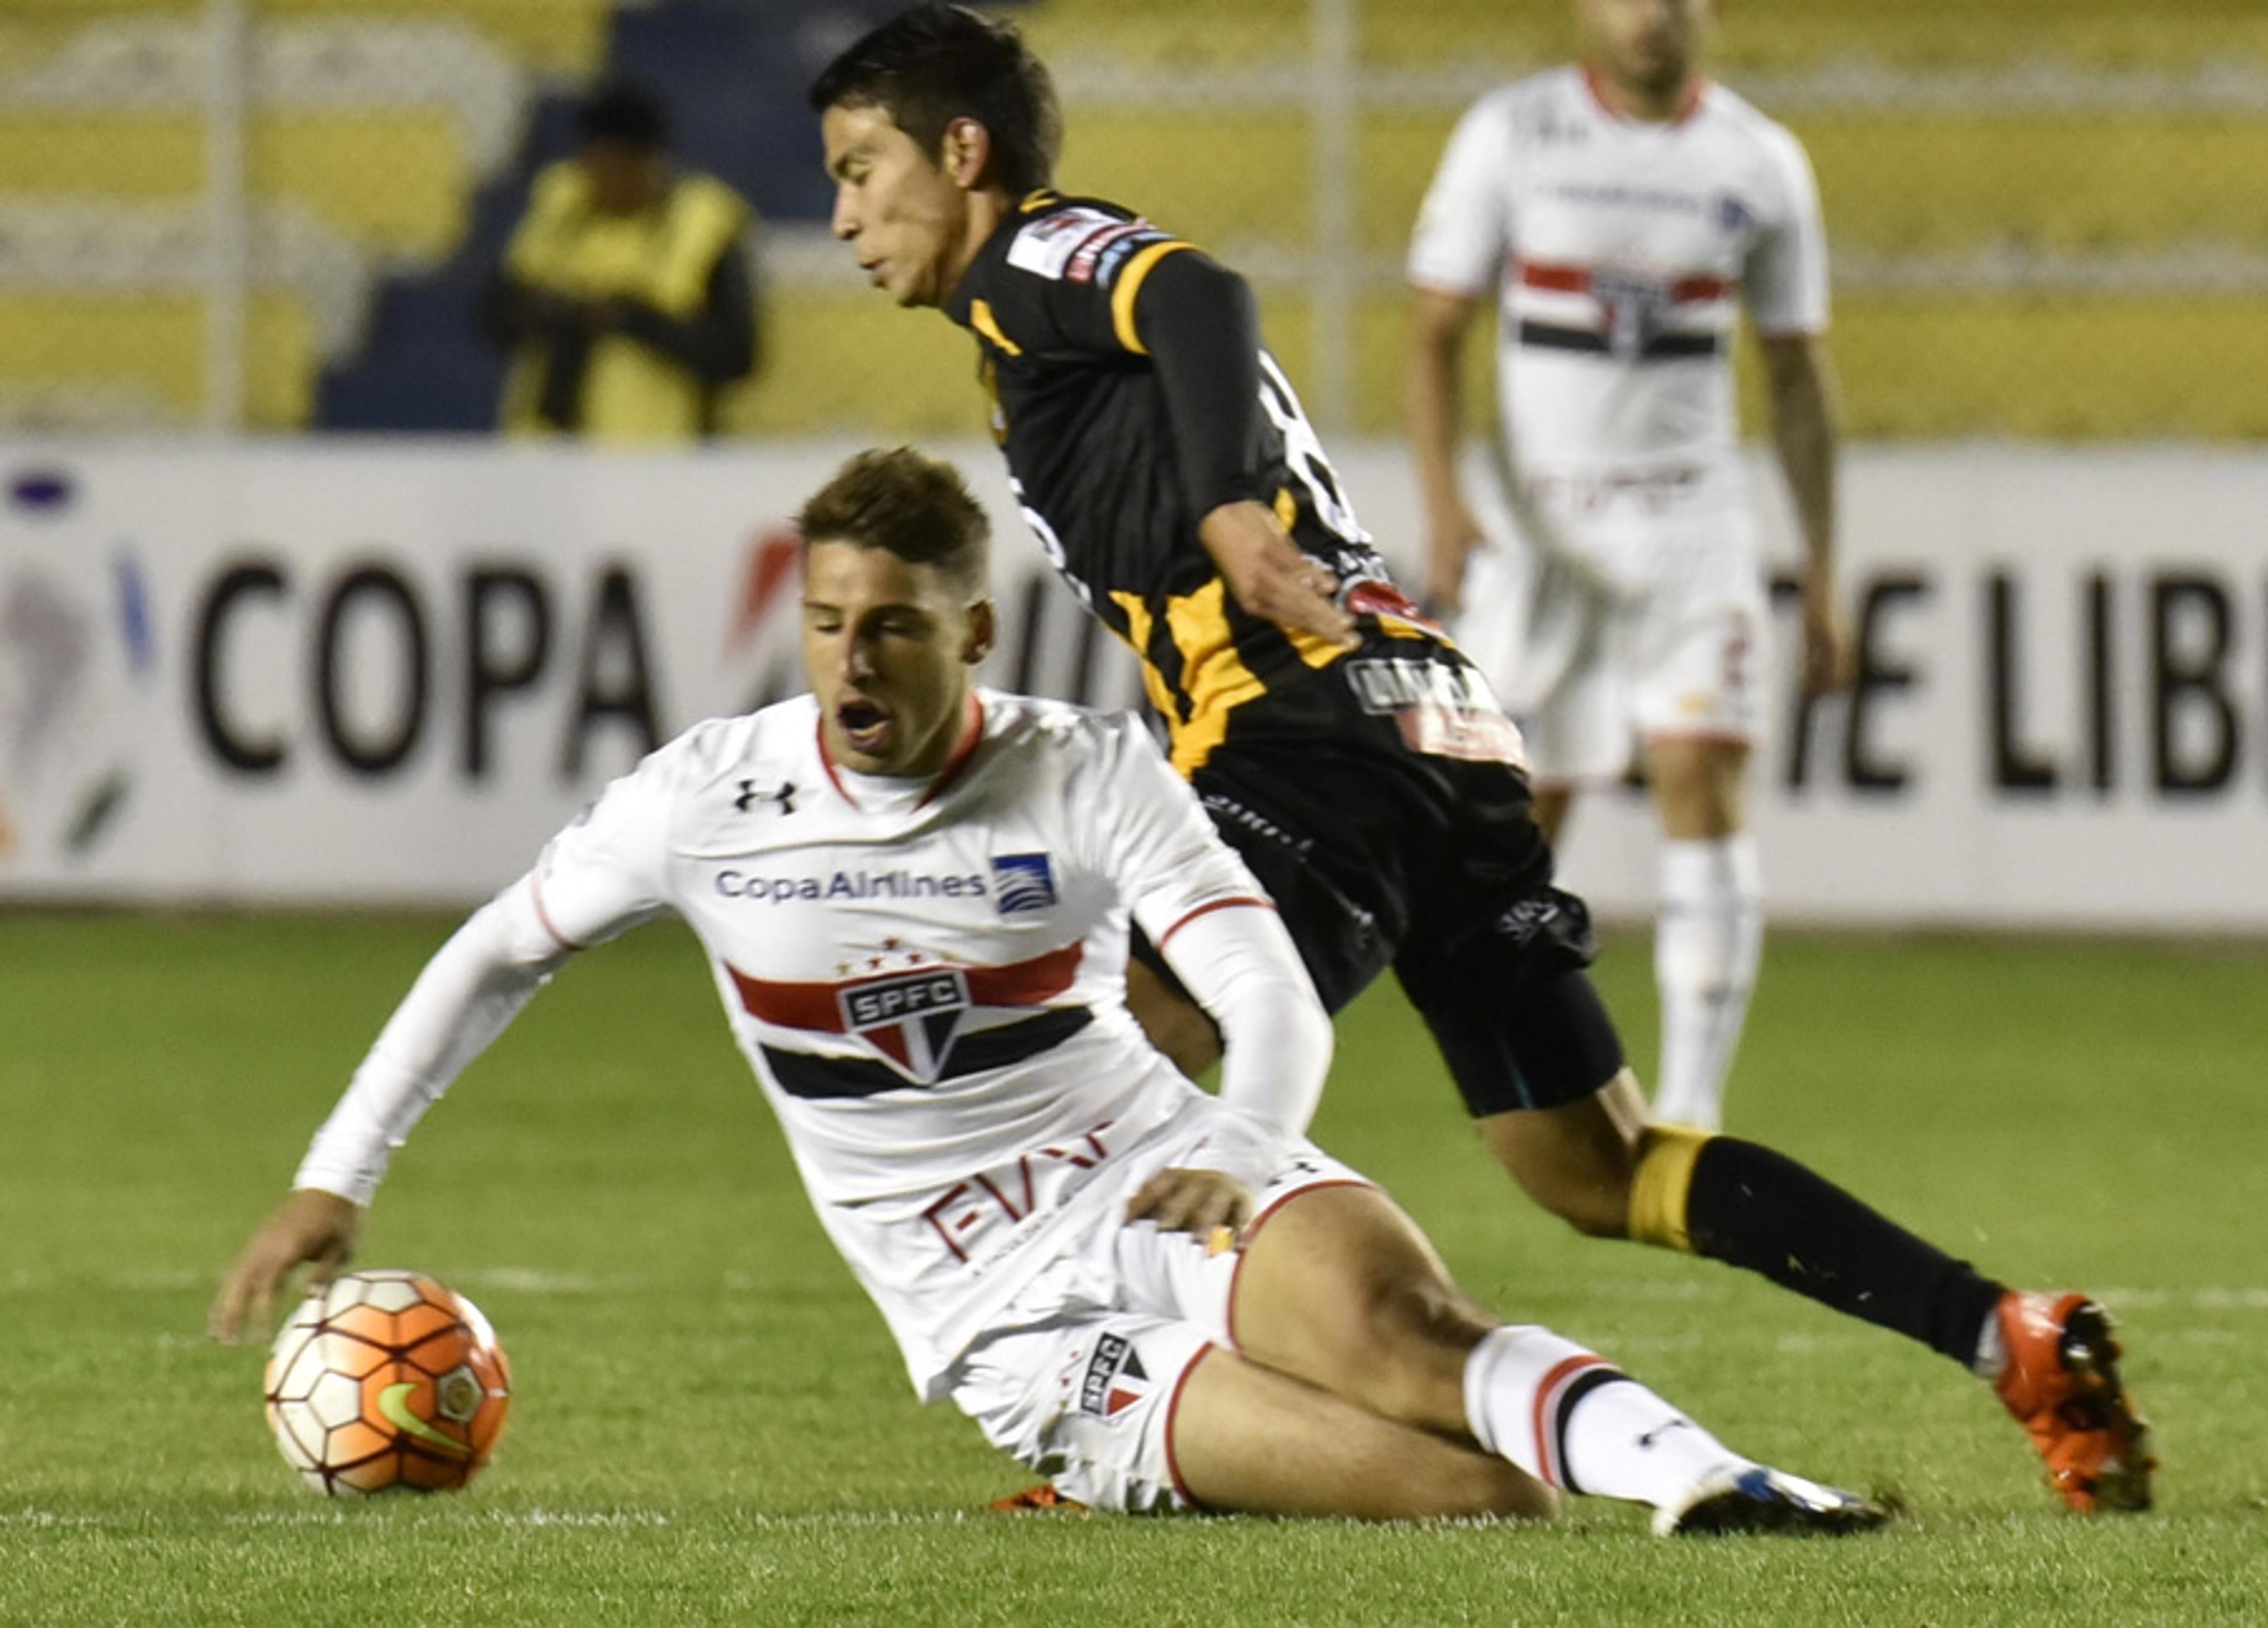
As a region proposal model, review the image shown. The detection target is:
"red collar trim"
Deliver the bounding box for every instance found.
[814,692,986,811]
[1583,65,1706,127]
[915,693,986,810]
[814,712,854,806]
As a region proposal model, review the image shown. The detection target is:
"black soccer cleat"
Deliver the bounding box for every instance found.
[1656,1465,1891,1538]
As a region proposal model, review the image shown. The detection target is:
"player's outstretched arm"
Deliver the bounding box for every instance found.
[207,1187,361,1346]
[204,881,579,1346]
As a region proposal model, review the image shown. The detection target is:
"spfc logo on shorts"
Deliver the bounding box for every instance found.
[990,852,1058,915]
[838,968,970,1082]
[1079,1333,1151,1419]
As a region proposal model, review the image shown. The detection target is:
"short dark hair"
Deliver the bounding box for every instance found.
[808,4,1061,196]
[797,447,989,597]
[576,80,669,149]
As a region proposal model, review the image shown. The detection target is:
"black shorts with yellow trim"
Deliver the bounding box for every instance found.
[1129,630,1625,1116]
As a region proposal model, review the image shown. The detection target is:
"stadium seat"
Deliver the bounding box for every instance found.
[715,288,989,439]
[0,17,523,262]
[0,288,317,429]
[1813,294,2268,439]
[1354,108,2268,258]
[0,107,472,261]
[1345,0,2268,73]
[1802,115,2268,255]
[1059,111,1312,251]
[1333,288,2268,441]
[0,0,615,78]
[0,12,546,427]
[1019,0,1308,74]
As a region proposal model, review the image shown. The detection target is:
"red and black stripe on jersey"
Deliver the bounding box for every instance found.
[944,191,1438,776]
[731,940,1093,1099]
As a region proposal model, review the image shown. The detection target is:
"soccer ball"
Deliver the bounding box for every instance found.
[264,1269,511,1496]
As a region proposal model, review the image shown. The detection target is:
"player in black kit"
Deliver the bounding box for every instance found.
[810,4,2150,1514]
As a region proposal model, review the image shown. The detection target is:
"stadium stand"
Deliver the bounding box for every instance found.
[2,0,2264,438]
[0,9,524,428]
[319,0,913,433]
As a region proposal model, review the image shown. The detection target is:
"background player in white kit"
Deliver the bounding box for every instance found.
[210,446,1882,1534]
[1405,0,1849,1130]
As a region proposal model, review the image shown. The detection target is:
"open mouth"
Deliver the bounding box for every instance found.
[837,697,889,756]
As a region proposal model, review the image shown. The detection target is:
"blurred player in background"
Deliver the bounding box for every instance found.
[209,447,1886,1534]
[486,80,761,443]
[1405,0,1847,1132]
[808,4,2150,1515]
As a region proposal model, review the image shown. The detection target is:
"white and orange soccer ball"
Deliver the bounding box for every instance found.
[264,1269,511,1495]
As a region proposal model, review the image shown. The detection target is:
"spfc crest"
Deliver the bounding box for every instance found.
[1078,1333,1152,1419]
[837,967,971,1082]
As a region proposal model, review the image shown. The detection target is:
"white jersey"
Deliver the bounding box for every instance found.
[1408,66,1828,484]
[296,691,1308,1400]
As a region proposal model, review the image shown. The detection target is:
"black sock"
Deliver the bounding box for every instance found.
[1683,1137,2006,1368]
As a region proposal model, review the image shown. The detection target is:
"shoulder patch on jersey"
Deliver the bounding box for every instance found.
[1008,206,1146,281]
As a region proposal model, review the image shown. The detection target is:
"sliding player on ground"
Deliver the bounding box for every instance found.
[210,447,1885,1533]
[807,5,2151,1515]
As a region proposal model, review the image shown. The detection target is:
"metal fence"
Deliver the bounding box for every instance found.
[4,0,2265,438]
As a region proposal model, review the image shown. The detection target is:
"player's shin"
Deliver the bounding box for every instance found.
[1631,1125,2008,1367]
[1460,1326,1745,1510]
[1651,835,1761,1131]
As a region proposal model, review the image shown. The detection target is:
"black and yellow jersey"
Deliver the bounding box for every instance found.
[943,190,1441,776]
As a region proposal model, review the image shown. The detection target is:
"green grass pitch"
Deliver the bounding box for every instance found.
[2,910,2264,1624]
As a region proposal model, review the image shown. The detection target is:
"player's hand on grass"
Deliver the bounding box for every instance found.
[207,1188,363,1347]
[1125,1166,1254,1245]
[1199,502,1357,650]
[1798,571,1855,698]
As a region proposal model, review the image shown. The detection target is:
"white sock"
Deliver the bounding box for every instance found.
[1652,834,1763,1131]
[1462,1326,1748,1510]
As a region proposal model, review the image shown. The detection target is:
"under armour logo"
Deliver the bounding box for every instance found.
[734,779,797,815]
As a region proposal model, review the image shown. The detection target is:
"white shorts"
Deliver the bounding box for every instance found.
[944,1136,1371,1513]
[1456,467,1770,785]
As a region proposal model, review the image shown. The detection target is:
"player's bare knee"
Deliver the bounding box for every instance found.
[1335,1277,1493,1430]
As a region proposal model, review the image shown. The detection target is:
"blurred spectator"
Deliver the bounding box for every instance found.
[487,82,760,442]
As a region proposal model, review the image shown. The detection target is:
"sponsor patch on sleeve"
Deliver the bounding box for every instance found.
[1008,207,1169,284]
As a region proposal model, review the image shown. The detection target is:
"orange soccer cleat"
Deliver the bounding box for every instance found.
[1993,1292,2155,1513]
[988,1483,1089,1514]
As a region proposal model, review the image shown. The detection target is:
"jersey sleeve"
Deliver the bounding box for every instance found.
[524,740,683,949]
[1744,123,1831,337]
[1074,714,1273,940]
[1407,91,1517,297]
[291,740,685,1203]
[1071,715,1332,1187]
